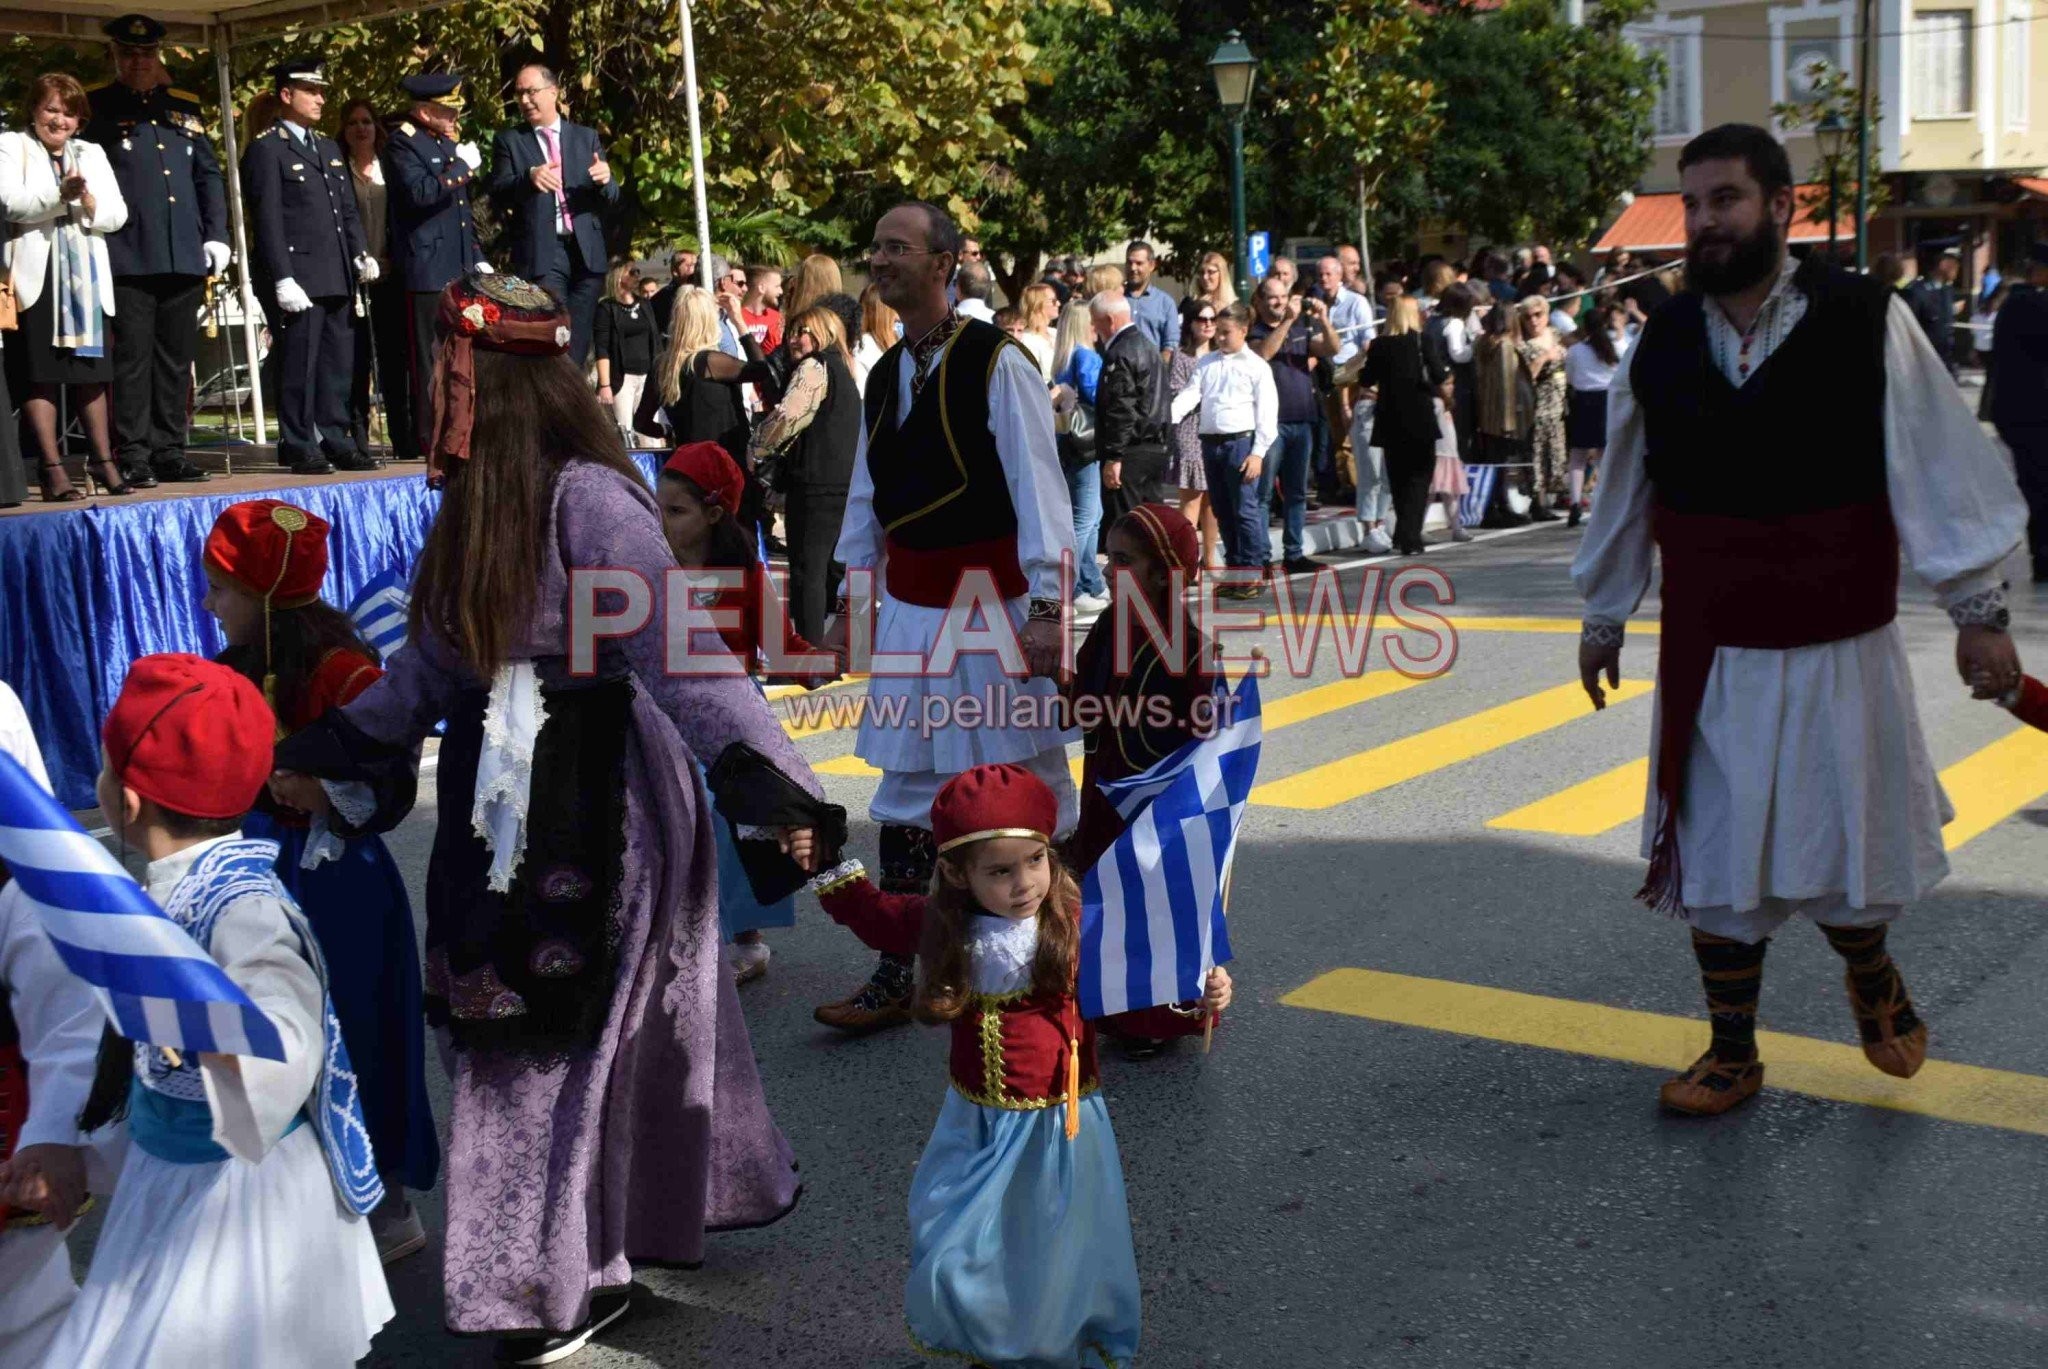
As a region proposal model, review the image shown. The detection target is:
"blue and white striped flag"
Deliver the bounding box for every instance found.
[0,751,285,1061]
[348,566,410,659]
[1459,464,1497,530]
[1078,671,1261,1019]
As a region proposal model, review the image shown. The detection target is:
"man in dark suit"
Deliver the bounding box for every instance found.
[384,72,484,455]
[1091,288,1171,524]
[240,56,373,474]
[1904,237,1962,373]
[488,64,619,364]
[86,13,229,486]
[1991,241,2048,582]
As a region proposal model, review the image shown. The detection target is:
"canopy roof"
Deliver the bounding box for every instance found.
[1595,186,1855,254]
[0,0,453,47]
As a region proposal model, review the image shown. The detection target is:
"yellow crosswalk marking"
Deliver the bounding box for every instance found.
[1941,726,2048,850]
[1251,679,1653,811]
[1284,967,2048,1137]
[808,668,1442,784]
[1441,617,1661,636]
[1487,758,1649,836]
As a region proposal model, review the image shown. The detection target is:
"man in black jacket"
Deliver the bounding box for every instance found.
[1090,290,1171,524]
[1903,238,1961,372]
[240,56,373,474]
[488,64,620,364]
[1990,240,2048,580]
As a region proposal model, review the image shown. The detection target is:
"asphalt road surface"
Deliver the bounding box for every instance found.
[70,515,2048,1368]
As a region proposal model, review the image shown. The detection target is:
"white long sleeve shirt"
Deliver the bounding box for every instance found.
[1194,347,1279,458]
[835,333,1075,603]
[1571,258,2026,915]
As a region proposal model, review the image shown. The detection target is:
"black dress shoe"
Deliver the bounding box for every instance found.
[121,463,159,489]
[151,456,208,483]
[331,448,380,473]
[1528,504,1562,522]
[1282,556,1321,576]
[289,455,335,476]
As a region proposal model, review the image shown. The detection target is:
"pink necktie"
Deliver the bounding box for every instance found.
[541,127,570,233]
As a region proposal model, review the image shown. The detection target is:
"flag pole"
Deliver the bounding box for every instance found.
[1206,647,1259,1054]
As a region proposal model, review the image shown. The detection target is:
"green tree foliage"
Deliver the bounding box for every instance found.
[1401,0,1660,248]
[1771,59,1888,231]
[1303,0,1440,265]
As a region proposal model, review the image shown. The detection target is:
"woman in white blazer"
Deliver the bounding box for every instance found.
[2,73,131,501]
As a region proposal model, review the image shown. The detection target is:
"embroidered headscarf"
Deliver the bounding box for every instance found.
[427,270,573,482]
[1116,502,1200,573]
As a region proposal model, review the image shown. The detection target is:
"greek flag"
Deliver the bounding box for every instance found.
[0,751,285,1061]
[1459,464,1497,529]
[348,566,410,659]
[1078,672,1261,1019]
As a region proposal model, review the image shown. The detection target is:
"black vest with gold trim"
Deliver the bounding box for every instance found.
[862,320,1032,605]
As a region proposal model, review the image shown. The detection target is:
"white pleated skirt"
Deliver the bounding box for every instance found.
[44,1125,393,1368]
[1646,622,1954,915]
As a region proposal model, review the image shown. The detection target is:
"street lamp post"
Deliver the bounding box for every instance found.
[1207,31,1258,294]
[1815,112,1850,264]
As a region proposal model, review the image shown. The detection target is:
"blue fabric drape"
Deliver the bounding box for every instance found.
[1,454,667,809]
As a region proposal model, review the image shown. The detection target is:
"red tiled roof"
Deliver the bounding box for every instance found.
[1594,186,1856,252]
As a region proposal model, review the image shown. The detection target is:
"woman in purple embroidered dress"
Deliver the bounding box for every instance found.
[274,273,838,1362]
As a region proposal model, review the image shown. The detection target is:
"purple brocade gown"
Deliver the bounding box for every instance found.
[337,461,815,1335]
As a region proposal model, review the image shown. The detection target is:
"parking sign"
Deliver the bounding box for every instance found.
[1246,232,1271,282]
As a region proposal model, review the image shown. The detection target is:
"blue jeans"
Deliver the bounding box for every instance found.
[1271,421,1315,560]
[1202,433,1271,569]
[1066,461,1107,596]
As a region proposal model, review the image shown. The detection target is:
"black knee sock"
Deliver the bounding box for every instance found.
[1819,923,1894,993]
[865,823,935,1000]
[1690,930,1767,1064]
[1819,924,1915,1035]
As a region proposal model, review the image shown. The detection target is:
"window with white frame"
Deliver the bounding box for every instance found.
[1912,10,1974,118]
[2006,0,2031,129]
[1631,22,1703,140]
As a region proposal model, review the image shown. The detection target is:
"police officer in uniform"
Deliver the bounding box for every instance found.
[85,13,229,487]
[383,73,485,455]
[240,56,377,474]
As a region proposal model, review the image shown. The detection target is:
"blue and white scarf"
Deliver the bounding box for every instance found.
[48,143,104,359]
[160,838,385,1215]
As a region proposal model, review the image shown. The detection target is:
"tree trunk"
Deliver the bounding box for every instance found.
[995,250,1041,309]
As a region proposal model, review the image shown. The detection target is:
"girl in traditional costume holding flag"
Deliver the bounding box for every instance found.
[1066,503,1235,1058]
[659,441,837,984]
[805,762,1229,1368]
[46,654,392,1365]
[202,497,438,1262]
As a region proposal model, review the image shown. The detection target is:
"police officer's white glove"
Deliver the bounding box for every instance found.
[473,262,495,275]
[275,278,313,314]
[202,241,231,275]
[354,255,381,285]
[455,142,481,171]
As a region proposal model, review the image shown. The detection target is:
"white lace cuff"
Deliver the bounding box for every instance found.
[808,859,866,895]
[322,779,377,828]
[299,818,347,870]
[473,662,546,894]
[1946,583,2009,630]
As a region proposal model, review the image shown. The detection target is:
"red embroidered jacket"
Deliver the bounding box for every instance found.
[816,874,1098,1110]
[2008,675,2048,733]
[692,565,838,690]
[263,648,383,828]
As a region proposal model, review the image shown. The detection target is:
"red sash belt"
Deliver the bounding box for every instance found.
[884,534,1028,609]
[1642,499,1899,911]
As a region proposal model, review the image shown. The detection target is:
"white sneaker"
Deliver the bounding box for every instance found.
[1073,592,1111,614]
[1363,527,1394,555]
[729,941,772,985]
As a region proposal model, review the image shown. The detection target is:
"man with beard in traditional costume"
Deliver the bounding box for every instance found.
[273,270,841,1362]
[1573,123,2027,1117]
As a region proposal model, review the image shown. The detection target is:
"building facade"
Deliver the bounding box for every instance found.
[1617,0,2046,272]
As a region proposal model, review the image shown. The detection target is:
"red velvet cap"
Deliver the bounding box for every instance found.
[1117,502,1199,572]
[932,763,1058,855]
[663,441,746,517]
[102,654,275,819]
[204,499,330,607]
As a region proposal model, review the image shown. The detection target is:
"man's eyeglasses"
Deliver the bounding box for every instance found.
[867,240,940,261]
[514,85,555,102]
